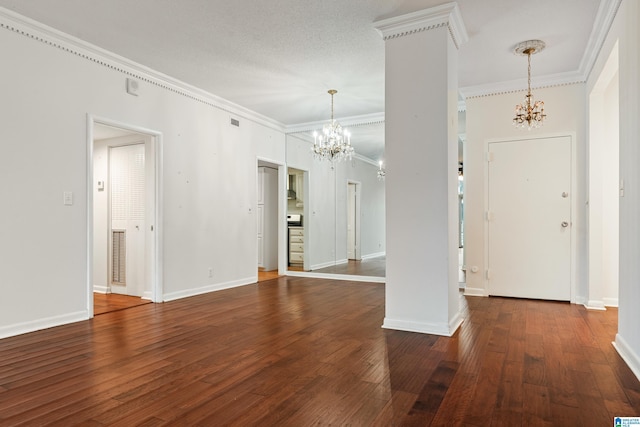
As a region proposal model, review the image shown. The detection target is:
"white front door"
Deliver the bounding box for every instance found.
[487,136,572,301]
[110,144,145,297]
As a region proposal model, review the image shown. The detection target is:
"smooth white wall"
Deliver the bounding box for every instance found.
[464,84,587,301]
[592,0,640,380]
[0,14,285,337]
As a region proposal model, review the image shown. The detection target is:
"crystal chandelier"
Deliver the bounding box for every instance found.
[377,160,386,181]
[513,40,546,129]
[312,90,354,162]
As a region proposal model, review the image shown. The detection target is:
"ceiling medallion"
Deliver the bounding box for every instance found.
[512,40,546,130]
[312,90,354,163]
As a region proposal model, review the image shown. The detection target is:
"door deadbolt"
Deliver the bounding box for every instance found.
[562,192,569,198]
[561,221,569,228]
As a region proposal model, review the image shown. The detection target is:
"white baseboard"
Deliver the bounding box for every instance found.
[613,333,640,382]
[93,285,110,294]
[162,277,256,302]
[286,270,385,283]
[0,310,89,340]
[464,286,487,297]
[142,291,153,301]
[383,316,458,337]
[310,259,348,271]
[585,300,607,311]
[361,251,385,260]
[603,297,619,307]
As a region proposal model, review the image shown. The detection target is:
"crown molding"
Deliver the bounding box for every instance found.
[0,7,285,133]
[373,2,468,49]
[460,70,585,99]
[285,112,385,134]
[458,0,621,101]
[579,0,622,80]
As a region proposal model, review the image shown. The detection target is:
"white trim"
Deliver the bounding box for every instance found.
[373,2,468,49]
[93,285,110,294]
[603,297,619,307]
[585,300,607,311]
[460,73,583,100]
[361,251,386,260]
[0,7,284,133]
[286,270,385,283]
[163,277,257,302]
[285,112,385,134]
[346,180,362,261]
[580,0,623,81]
[0,311,88,340]
[613,334,640,382]
[257,156,288,276]
[382,316,459,337]
[87,115,164,310]
[464,287,488,297]
[310,259,348,271]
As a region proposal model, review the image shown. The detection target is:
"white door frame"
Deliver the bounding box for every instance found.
[256,157,287,276]
[483,132,577,302]
[87,114,163,317]
[347,180,362,260]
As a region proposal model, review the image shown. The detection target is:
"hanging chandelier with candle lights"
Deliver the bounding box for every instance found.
[512,40,546,129]
[312,90,354,162]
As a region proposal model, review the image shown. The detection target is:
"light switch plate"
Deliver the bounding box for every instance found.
[63,191,73,206]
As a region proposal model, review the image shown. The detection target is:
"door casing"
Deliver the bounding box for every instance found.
[87,115,163,317]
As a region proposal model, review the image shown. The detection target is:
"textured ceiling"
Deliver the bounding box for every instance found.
[0,0,603,160]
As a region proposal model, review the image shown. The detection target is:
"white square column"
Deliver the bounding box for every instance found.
[374,4,467,336]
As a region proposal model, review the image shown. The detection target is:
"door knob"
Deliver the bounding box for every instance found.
[561,221,569,228]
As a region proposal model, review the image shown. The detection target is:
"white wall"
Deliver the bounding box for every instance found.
[464,84,587,300]
[589,0,640,380]
[0,13,285,337]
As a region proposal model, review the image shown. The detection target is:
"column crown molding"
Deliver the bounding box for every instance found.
[373,2,468,49]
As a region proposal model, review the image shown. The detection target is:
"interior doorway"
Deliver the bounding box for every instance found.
[588,40,620,309]
[257,158,285,282]
[89,117,161,316]
[347,181,361,260]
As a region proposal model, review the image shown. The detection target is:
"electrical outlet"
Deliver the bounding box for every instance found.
[208,268,213,278]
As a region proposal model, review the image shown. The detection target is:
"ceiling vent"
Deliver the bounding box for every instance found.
[230,118,240,127]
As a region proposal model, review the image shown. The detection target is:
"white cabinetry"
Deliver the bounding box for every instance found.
[258,167,278,270]
[288,227,304,265]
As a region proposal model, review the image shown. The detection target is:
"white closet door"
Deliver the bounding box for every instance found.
[110,144,145,296]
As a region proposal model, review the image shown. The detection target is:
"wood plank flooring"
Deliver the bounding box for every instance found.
[1,277,639,425]
[94,293,152,315]
[289,255,386,277]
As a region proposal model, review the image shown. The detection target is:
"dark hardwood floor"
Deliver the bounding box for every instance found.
[94,293,152,315]
[289,255,386,277]
[1,277,639,425]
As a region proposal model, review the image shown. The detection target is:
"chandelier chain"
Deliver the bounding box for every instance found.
[512,40,546,130]
[312,89,354,163]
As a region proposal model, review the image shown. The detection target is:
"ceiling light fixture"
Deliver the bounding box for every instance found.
[377,160,386,181]
[312,90,354,162]
[513,40,546,129]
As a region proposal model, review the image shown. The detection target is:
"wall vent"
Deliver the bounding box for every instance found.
[230,118,240,127]
[112,230,126,284]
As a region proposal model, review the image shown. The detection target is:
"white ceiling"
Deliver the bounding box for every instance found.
[0,0,604,160]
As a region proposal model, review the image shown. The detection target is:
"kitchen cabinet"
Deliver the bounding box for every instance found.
[288,227,304,265]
